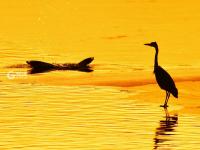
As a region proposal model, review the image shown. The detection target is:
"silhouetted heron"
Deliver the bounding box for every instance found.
[144,42,178,107]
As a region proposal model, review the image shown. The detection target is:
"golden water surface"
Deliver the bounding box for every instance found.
[0,0,200,149]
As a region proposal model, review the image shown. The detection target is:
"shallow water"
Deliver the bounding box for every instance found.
[1,0,200,149]
[0,83,200,149]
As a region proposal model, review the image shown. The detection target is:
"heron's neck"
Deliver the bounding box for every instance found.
[154,46,159,70]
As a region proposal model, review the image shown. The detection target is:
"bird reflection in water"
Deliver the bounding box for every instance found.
[28,66,93,74]
[154,108,178,149]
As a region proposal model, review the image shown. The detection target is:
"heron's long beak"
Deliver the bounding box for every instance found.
[144,43,151,46]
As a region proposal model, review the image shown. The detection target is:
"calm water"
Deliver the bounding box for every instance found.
[0,82,200,149]
[1,0,200,149]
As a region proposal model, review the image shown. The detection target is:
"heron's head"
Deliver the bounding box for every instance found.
[144,42,158,48]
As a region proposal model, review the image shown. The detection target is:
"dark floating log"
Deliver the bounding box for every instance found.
[27,57,94,74]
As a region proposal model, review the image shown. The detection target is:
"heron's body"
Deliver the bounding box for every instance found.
[154,66,178,98]
[145,42,178,107]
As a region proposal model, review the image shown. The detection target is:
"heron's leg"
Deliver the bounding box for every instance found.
[166,92,170,106]
[164,92,170,107]
[161,91,168,107]
[164,91,168,106]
